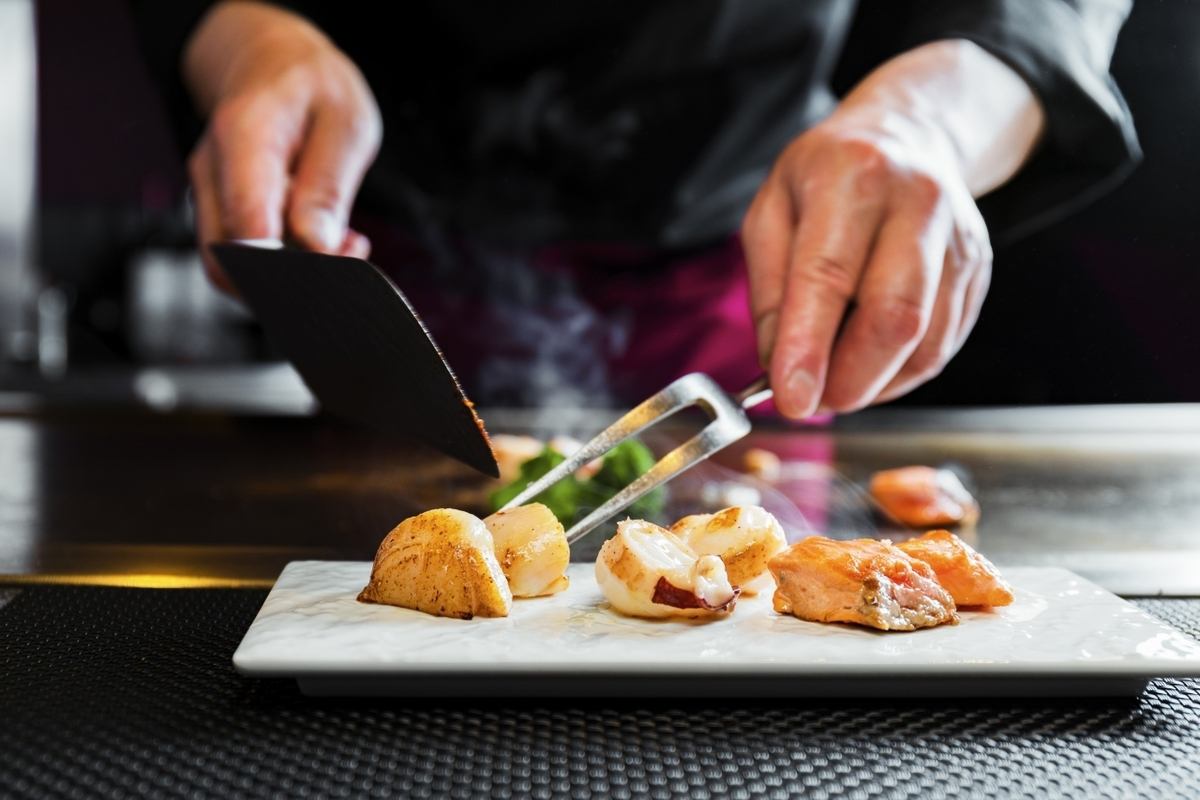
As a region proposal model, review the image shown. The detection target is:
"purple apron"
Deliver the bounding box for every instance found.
[357,223,762,408]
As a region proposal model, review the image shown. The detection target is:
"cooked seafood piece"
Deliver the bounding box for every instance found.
[357,508,512,619]
[484,502,570,597]
[489,433,602,484]
[742,448,783,482]
[768,536,958,631]
[544,435,603,479]
[896,529,1014,607]
[490,434,546,484]
[869,466,980,528]
[595,519,738,619]
[671,505,787,594]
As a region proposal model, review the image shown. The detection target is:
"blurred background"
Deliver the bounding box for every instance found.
[5,0,1199,408]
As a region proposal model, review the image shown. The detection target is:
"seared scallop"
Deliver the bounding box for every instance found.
[357,508,512,619]
[484,503,570,597]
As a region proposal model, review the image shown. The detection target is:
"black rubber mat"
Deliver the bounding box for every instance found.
[1,585,1198,799]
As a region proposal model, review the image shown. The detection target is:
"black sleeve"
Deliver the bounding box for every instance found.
[126,0,216,155]
[840,0,1141,243]
[126,1,329,156]
[908,0,1141,242]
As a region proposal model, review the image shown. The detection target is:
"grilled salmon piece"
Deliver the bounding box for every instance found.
[869,466,980,528]
[358,508,512,619]
[895,529,1014,607]
[768,536,958,631]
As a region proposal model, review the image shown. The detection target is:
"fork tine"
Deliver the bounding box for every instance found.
[497,372,756,542]
[564,415,750,544]
[497,375,697,512]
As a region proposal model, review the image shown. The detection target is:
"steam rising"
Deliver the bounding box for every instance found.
[425,238,629,413]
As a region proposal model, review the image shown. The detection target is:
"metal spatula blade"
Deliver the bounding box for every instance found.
[210,242,499,477]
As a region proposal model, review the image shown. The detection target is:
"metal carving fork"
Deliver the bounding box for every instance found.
[499,373,774,544]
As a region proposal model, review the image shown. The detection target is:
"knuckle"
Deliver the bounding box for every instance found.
[210,90,284,146]
[279,52,346,98]
[907,344,945,378]
[866,297,926,347]
[854,143,890,177]
[208,99,251,144]
[335,109,381,156]
[842,139,893,187]
[780,133,814,165]
[840,136,886,166]
[905,171,944,212]
[796,254,857,300]
[279,60,321,91]
[295,179,344,213]
[957,230,993,273]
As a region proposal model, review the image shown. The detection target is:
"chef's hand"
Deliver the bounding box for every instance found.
[743,40,1045,418]
[183,2,382,289]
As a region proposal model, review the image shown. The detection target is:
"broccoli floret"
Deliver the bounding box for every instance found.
[489,439,666,525]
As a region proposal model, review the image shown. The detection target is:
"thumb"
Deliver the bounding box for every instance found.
[287,104,381,252]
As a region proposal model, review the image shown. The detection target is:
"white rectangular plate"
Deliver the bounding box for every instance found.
[233,562,1200,697]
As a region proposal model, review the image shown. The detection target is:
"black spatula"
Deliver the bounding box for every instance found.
[210,242,498,477]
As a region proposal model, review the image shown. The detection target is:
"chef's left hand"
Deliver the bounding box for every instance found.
[743,40,1044,419]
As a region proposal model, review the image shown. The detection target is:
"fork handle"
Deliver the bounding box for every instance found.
[734,374,773,410]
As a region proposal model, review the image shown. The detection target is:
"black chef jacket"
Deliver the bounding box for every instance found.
[131,0,1140,249]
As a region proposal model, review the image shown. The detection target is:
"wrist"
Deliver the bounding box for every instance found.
[834,39,1045,197]
[184,1,332,112]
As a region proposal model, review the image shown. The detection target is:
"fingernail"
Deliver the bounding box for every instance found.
[785,369,816,416]
[305,211,342,252]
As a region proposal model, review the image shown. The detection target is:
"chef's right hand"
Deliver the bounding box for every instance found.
[183,2,382,290]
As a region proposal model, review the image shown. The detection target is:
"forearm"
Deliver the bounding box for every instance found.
[834,39,1046,197]
[183,1,331,114]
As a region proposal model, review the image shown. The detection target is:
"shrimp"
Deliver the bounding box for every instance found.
[358,508,512,619]
[595,519,738,619]
[670,505,787,594]
[484,503,570,597]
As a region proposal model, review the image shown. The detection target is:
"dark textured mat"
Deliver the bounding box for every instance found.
[1,585,1198,799]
